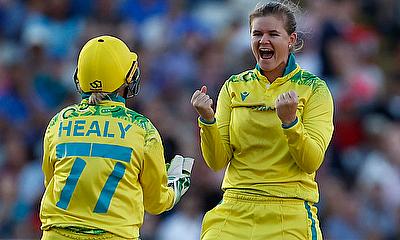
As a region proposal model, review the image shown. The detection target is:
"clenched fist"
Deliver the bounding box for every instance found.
[275,90,298,125]
[191,86,215,122]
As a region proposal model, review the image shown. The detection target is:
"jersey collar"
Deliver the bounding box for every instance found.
[255,53,300,84]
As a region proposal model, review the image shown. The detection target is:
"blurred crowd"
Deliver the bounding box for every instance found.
[0,0,399,239]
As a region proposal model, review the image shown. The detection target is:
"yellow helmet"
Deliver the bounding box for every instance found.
[74,35,140,97]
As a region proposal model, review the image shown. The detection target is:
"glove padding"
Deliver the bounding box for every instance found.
[166,155,194,206]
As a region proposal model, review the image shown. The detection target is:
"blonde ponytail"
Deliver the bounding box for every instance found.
[88,92,110,105]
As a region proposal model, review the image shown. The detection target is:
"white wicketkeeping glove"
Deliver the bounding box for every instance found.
[166,155,194,206]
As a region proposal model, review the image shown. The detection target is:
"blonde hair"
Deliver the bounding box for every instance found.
[88,92,110,105]
[87,83,127,105]
[249,1,304,52]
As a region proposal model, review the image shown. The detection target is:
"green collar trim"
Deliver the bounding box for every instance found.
[255,53,297,78]
[284,53,297,76]
[255,53,300,84]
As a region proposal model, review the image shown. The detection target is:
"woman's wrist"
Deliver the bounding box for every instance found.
[199,117,216,124]
[281,117,298,129]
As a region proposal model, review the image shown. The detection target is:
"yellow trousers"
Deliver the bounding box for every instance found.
[201,191,322,240]
[41,228,138,240]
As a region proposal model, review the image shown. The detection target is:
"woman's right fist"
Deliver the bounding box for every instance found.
[191,86,215,122]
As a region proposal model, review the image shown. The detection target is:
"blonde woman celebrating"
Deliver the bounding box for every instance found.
[191,2,334,239]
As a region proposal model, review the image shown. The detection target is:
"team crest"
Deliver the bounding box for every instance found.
[90,80,102,90]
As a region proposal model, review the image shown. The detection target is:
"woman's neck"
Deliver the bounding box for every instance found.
[263,61,286,83]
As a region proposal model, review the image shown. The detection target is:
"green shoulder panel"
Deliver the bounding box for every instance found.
[58,102,152,132]
[125,108,155,135]
[228,70,258,83]
[48,112,60,128]
[291,70,328,91]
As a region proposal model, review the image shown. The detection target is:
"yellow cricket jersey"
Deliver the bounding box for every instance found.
[199,54,334,203]
[40,95,174,238]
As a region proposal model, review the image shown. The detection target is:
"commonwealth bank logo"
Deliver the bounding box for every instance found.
[240,91,250,101]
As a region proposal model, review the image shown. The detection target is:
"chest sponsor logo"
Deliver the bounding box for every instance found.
[249,105,276,111]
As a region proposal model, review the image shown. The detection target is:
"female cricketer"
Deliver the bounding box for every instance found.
[191,1,334,239]
[40,35,194,240]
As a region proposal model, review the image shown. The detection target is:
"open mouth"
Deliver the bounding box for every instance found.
[259,48,274,59]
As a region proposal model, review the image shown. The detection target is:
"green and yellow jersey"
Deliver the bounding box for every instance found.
[40,96,174,238]
[199,54,334,203]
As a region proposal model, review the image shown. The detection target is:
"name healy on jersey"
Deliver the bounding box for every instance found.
[58,120,132,139]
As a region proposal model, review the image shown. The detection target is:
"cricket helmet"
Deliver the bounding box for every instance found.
[74,35,140,98]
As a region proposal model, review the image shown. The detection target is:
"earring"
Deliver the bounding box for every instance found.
[289,44,292,48]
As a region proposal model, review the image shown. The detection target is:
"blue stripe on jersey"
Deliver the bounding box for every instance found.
[56,142,91,159]
[56,158,86,209]
[91,143,132,162]
[94,162,126,213]
[56,142,132,162]
[304,201,317,240]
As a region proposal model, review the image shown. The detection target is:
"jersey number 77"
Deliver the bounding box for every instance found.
[55,142,132,213]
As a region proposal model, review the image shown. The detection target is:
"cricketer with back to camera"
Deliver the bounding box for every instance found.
[39,35,194,240]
